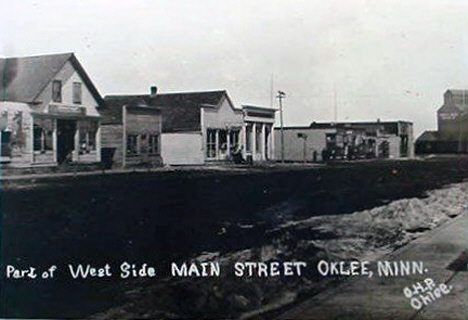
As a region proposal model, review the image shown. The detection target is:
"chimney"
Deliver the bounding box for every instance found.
[444,90,453,105]
[150,86,158,97]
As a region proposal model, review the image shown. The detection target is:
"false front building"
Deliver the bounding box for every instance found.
[100,95,163,168]
[104,88,276,165]
[242,105,277,162]
[275,120,414,162]
[0,53,102,167]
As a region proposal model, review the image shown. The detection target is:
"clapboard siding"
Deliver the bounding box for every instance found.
[101,124,124,167]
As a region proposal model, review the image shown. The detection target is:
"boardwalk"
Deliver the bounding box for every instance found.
[279,213,468,320]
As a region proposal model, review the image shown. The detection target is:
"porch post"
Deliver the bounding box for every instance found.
[52,118,57,163]
[242,123,246,158]
[226,129,231,159]
[252,123,257,159]
[215,129,219,160]
[74,121,80,162]
[261,123,266,160]
[271,125,275,160]
[96,120,101,162]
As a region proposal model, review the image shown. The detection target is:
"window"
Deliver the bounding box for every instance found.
[326,133,336,149]
[79,131,96,154]
[127,134,138,155]
[52,80,62,103]
[148,135,159,155]
[78,121,97,154]
[140,134,148,153]
[218,130,227,152]
[33,122,53,152]
[255,125,262,153]
[245,125,252,152]
[206,129,216,158]
[230,130,240,152]
[73,82,82,104]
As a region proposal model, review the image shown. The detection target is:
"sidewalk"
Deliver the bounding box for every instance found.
[279,213,468,320]
[0,163,326,182]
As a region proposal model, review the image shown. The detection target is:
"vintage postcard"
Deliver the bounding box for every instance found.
[1,1,467,319]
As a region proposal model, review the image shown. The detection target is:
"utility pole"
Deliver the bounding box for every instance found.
[277,90,286,163]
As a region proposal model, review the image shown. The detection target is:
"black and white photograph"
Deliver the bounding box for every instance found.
[0,1,467,319]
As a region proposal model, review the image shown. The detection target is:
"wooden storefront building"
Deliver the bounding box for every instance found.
[0,53,102,167]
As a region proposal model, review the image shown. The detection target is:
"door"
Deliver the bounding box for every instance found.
[57,119,76,163]
[1,131,11,158]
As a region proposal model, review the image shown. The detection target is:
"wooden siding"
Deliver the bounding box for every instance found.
[161,132,204,165]
[101,124,124,167]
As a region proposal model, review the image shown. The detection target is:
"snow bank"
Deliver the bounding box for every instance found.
[93,182,468,319]
[277,182,468,262]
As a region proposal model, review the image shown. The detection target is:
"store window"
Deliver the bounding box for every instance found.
[148,135,159,155]
[127,134,138,155]
[255,125,262,153]
[245,125,252,152]
[33,119,54,152]
[78,121,97,154]
[230,130,240,152]
[206,129,216,158]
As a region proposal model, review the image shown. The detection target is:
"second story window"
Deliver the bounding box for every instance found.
[73,82,82,104]
[52,80,62,103]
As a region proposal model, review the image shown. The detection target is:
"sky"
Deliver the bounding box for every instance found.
[1,0,468,136]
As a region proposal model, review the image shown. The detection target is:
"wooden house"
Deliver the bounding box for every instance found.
[0,53,102,167]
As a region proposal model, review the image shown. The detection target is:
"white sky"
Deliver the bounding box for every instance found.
[1,0,468,136]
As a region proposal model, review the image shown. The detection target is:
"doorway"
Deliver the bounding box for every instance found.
[1,131,11,158]
[57,119,76,163]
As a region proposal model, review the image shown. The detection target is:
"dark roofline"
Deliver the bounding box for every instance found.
[125,104,161,112]
[273,126,314,130]
[242,104,278,112]
[104,94,149,100]
[68,54,104,105]
[105,89,227,98]
[310,120,413,126]
[446,89,468,94]
[157,89,226,96]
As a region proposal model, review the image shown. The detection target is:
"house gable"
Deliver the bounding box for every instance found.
[34,58,101,117]
[203,92,243,129]
[0,53,102,117]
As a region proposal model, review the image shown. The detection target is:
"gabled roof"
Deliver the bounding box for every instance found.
[152,90,227,107]
[104,90,232,132]
[152,90,238,132]
[0,52,103,104]
[416,130,440,142]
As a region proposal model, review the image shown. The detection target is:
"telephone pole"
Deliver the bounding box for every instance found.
[277,90,286,163]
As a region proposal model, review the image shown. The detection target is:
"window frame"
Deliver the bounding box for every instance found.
[33,123,53,153]
[206,129,216,158]
[52,80,62,103]
[73,82,82,105]
[126,134,139,156]
[148,134,159,155]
